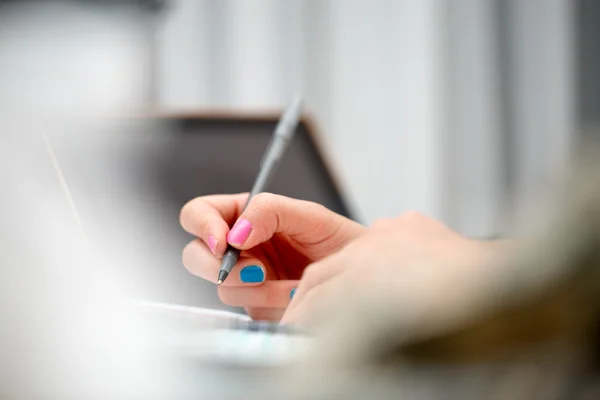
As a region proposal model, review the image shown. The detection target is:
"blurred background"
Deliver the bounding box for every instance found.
[156,0,584,238]
[155,0,600,236]
[0,0,598,306]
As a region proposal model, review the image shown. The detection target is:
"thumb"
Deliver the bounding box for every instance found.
[226,193,357,252]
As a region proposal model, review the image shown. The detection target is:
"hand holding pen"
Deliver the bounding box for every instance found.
[179,96,366,321]
[180,96,503,325]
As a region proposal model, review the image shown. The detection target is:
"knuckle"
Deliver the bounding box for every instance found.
[247,193,285,235]
[304,202,336,230]
[251,192,278,209]
[304,200,327,216]
[180,197,209,231]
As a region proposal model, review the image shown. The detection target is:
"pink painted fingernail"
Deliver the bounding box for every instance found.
[207,234,218,255]
[227,219,252,245]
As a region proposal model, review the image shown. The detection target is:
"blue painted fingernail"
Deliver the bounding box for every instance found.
[290,288,297,299]
[239,265,265,283]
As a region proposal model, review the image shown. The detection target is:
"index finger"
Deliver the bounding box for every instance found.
[180,193,249,257]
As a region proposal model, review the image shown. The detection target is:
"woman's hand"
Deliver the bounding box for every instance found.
[282,212,504,324]
[180,193,365,320]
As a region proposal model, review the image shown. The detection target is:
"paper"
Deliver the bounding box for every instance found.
[133,300,311,367]
[134,299,251,329]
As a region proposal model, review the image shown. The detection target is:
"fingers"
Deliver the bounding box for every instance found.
[180,193,249,258]
[183,239,296,317]
[226,193,362,253]
[180,192,364,261]
[179,192,363,318]
[182,239,269,286]
[217,280,298,308]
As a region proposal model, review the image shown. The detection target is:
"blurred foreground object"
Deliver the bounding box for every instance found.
[0,1,171,397]
[284,140,600,400]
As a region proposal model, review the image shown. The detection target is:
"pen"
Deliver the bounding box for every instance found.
[217,95,304,285]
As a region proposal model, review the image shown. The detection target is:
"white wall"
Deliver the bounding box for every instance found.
[155,0,576,235]
[156,0,446,225]
[442,0,505,237]
[318,1,445,224]
[504,0,575,227]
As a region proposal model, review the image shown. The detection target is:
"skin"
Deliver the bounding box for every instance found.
[180,192,365,321]
[283,212,504,324]
[180,193,500,323]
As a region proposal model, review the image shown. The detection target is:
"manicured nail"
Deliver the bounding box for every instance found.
[207,234,218,255]
[290,288,297,300]
[239,265,265,283]
[227,218,252,245]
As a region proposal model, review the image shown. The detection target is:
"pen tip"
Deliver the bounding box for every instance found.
[217,280,223,285]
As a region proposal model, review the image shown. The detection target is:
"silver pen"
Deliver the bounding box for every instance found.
[217,95,304,285]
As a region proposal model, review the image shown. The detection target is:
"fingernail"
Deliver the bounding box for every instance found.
[207,234,218,255]
[239,265,265,283]
[290,288,297,300]
[227,218,252,245]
